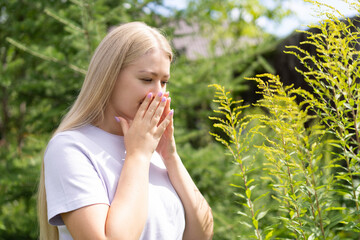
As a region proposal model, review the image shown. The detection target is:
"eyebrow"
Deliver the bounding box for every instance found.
[138,70,170,78]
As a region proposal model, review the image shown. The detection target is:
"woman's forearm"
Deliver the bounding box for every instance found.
[61,151,151,240]
[164,154,214,240]
[105,152,151,239]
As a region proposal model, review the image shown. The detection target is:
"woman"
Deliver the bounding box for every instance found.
[38,22,214,240]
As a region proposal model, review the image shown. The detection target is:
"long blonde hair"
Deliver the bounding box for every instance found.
[38,22,173,240]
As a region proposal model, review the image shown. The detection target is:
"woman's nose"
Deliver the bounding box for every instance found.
[150,81,166,94]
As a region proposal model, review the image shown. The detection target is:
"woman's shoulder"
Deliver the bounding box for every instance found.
[45,125,94,154]
[51,125,89,141]
[49,124,110,145]
[45,124,125,159]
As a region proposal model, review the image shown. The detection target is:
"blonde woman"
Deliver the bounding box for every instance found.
[37,22,214,240]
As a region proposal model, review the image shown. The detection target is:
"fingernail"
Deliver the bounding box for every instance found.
[147,92,152,98]
[169,109,174,116]
[114,116,120,122]
[161,97,166,102]
[157,92,163,97]
[168,97,171,103]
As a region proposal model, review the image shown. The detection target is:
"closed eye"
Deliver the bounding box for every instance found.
[140,78,169,87]
[141,78,152,82]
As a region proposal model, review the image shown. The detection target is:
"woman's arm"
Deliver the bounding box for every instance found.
[61,92,172,240]
[156,105,214,239]
[164,153,214,240]
[61,151,151,240]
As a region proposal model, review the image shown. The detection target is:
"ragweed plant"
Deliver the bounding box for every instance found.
[247,74,337,239]
[285,0,360,232]
[209,0,360,238]
[208,84,271,239]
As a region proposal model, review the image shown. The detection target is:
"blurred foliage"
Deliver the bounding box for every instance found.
[1,0,294,239]
[184,0,291,49]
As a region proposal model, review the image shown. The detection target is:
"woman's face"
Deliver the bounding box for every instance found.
[107,48,171,121]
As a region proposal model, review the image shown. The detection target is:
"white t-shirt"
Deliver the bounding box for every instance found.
[44,124,185,240]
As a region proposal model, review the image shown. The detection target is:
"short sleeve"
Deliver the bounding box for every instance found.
[44,133,110,226]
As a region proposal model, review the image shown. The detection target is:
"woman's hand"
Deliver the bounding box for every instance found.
[115,92,173,157]
[155,93,178,161]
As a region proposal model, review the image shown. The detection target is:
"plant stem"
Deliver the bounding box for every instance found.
[225,92,262,240]
[310,174,326,239]
[281,137,306,240]
[301,136,326,239]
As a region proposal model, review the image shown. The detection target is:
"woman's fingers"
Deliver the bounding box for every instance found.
[115,92,173,154]
[144,92,163,119]
[134,92,153,120]
[158,97,171,126]
[135,91,170,123]
[150,95,168,126]
[123,91,170,136]
[154,109,174,139]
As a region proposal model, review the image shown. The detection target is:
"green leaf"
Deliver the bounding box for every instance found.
[256,210,269,221]
[246,188,252,199]
[265,230,273,240]
[252,218,259,229]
